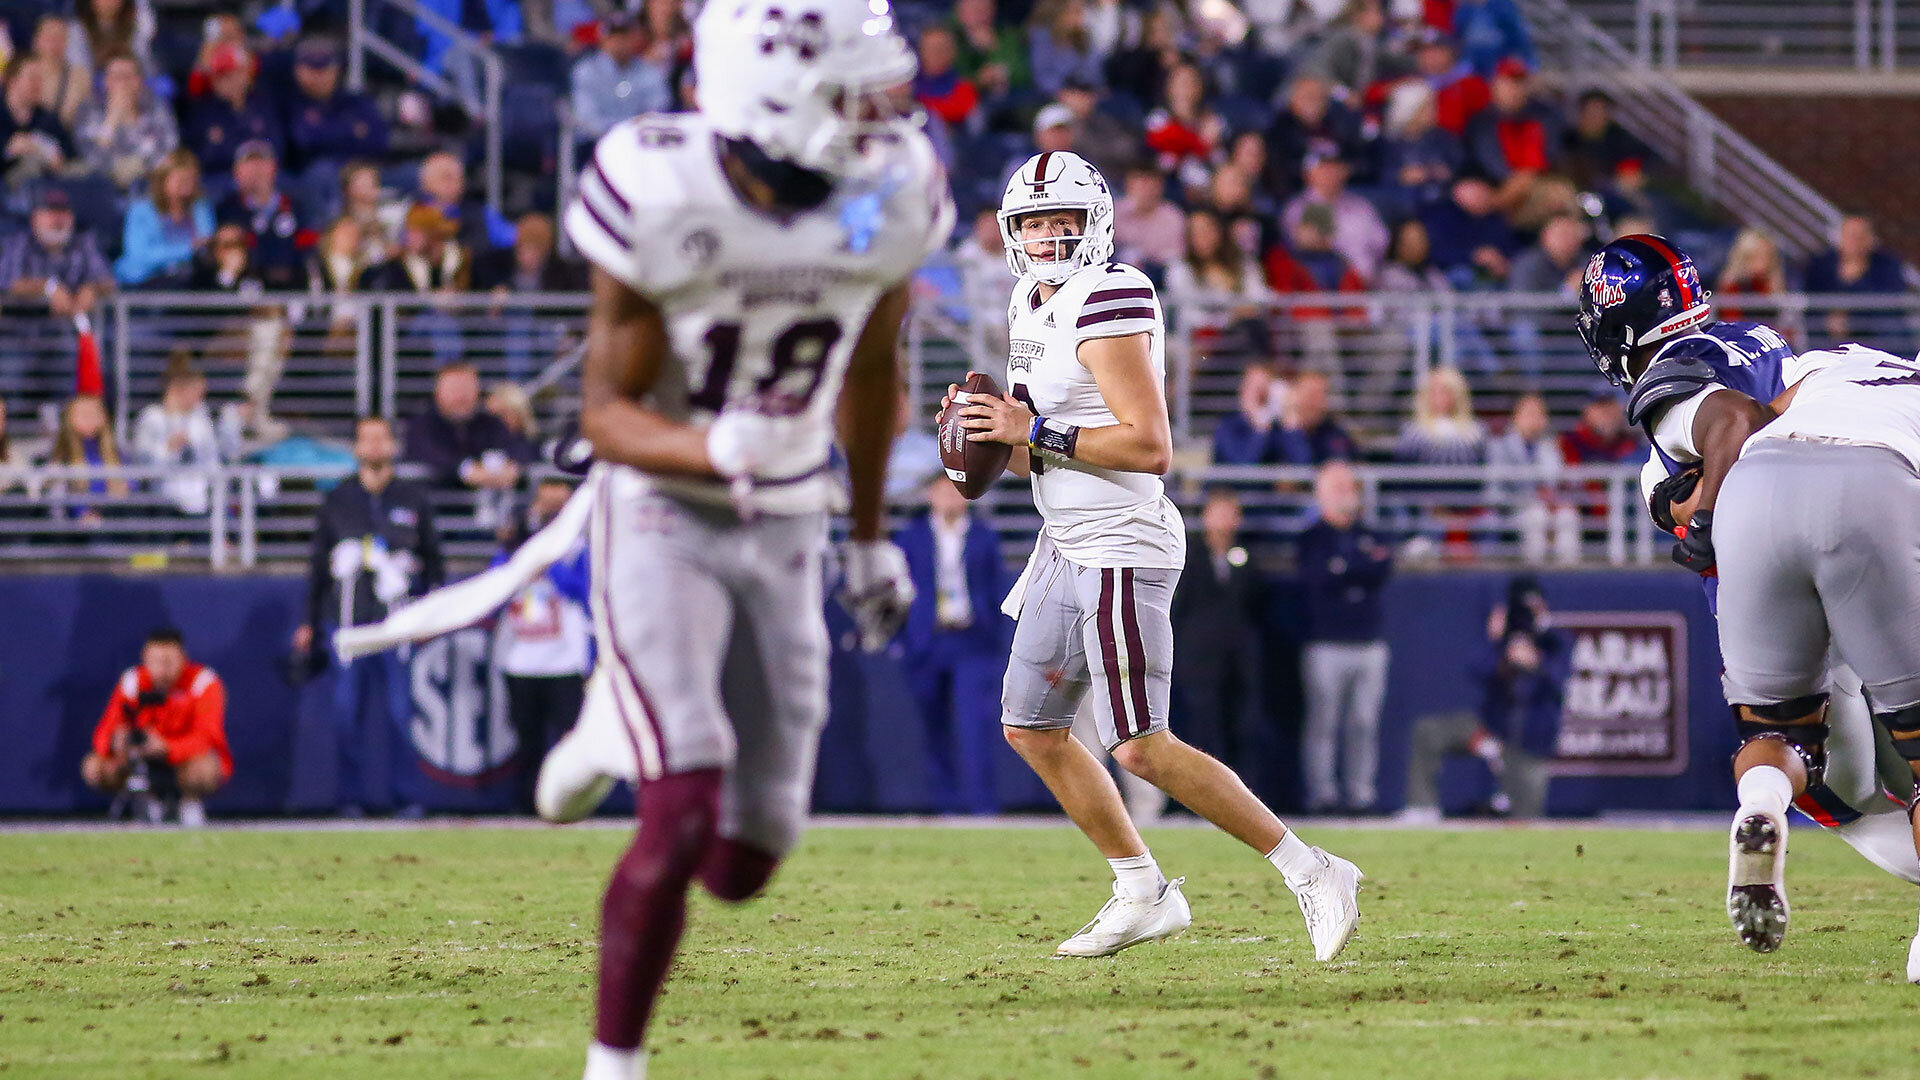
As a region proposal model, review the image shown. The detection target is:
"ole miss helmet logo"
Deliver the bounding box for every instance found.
[1585,253,1628,308]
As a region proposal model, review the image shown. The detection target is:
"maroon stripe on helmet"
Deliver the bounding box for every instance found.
[589,154,632,214]
[1633,234,1696,309]
[1077,306,1155,328]
[1097,569,1130,739]
[1087,287,1154,304]
[1119,569,1151,737]
[1032,151,1053,186]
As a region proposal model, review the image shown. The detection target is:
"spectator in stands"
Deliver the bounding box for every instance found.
[1298,460,1394,813]
[68,0,156,74]
[895,473,1012,815]
[1083,0,1139,59]
[365,204,472,294]
[131,358,231,515]
[214,140,310,290]
[185,42,281,177]
[1212,361,1284,465]
[296,415,442,819]
[1465,59,1560,219]
[1559,392,1638,464]
[310,216,370,297]
[400,150,504,257]
[50,392,126,522]
[1420,175,1515,288]
[1283,144,1390,283]
[914,25,980,130]
[570,12,671,144]
[1377,218,1449,292]
[1302,0,1406,95]
[338,161,393,264]
[185,14,249,99]
[1145,62,1222,189]
[1486,392,1576,564]
[1805,213,1911,349]
[1268,205,1367,295]
[487,382,539,453]
[1172,487,1266,786]
[0,60,75,187]
[1507,212,1587,294]
[1205,163,1276,257]
[474,211,583,293]
[82,627,230,826]
[1228,129,1285,206]
[29,16,89,129]
[186,221,266,292]
[1112,165,1184,269]
[1167,207,1270,329]
[1027,0,1103,97]
[281,38,387,188]
[950,0,1032,105]
[1025,101,1077,174]
[1562,89,1648,191]
[185,220,292,442]
[1267,74,1364,193]
[888,381,943,500]
[0,188,114,316]
[1276,370,1357,465]
[494,476,591,814]
[1378,80,1465,219]
[1412,29,1489,137]
[116,150,212,288]
[405,361,528,493]
[1401,577,1569,821]
[1451,0,1535,77]
[1395,365,1485,465]
[1715,226,1788,323]
[1104,3,1178,106]
[1055,74,1135,182]
[74,52,175,190]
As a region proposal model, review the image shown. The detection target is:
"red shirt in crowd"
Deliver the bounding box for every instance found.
[1495,115,1549,171]
[1144,110,1212,166]
[1559,423,1641,464]
[91,662,233,777]
[1433,71,1491,136]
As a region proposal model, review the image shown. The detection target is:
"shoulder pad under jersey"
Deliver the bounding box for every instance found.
[1625,344,1723,428]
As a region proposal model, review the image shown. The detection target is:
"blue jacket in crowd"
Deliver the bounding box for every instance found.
[1296,519,1394,643]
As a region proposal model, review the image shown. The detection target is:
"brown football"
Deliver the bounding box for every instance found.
[938,371,1013,500]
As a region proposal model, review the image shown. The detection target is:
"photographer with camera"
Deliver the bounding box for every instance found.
[81,628,231,825]
[1398,576,1571,822]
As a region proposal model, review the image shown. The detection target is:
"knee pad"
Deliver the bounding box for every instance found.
[698,838,781,903]
[1875,703,1920,761]
[1735,698,1831,789]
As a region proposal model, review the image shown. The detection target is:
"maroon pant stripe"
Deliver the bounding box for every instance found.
[1119,569,1151,736]
[1097,568,1130,739]
[595,482,671,776]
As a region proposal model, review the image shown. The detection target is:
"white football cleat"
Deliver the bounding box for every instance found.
[1907,928,1920,984]
[1054,877,1191,958]
[536,669,636,824]
[1727,807,1790,952]
[1290,848,1363,961]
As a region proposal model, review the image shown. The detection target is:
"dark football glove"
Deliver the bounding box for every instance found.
[1671,510,1715,574]
[1648,466,1701,535]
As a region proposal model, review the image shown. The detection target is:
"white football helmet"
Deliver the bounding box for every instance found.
[694,0,917,176]
[998,151,1115,285]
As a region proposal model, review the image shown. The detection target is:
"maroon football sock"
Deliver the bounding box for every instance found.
[593,769,723,1051]
[698,836,781,903]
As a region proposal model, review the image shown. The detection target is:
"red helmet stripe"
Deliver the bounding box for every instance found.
[1632,234,1696,309]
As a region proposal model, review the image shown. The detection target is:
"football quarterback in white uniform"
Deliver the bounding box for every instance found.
[950,150,1363,962]
[558,2,952,1078]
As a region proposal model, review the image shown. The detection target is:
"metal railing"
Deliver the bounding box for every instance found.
[1571,0,1914,71]
[0,461,1663,570]
[345,0,504,212]
[1520,0,1851,260]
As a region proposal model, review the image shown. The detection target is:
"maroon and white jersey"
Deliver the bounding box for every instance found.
[563,112,954,514]
[1005,261,1184,568]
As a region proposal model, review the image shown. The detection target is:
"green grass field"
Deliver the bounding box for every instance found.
[4,822,1920,1079]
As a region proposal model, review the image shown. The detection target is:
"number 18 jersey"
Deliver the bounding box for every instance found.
[564,112,953,515]
[1006,261,1185,569]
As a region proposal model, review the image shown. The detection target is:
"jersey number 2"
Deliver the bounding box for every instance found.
[688,318,843,412]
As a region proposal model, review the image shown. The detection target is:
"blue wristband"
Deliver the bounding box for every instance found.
[1028,415,1045,448]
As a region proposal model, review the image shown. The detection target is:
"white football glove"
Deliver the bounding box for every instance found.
[708,409,817,481]
[839,540,914,652]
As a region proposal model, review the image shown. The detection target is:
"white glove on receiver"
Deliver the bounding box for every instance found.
[839,540,915,652]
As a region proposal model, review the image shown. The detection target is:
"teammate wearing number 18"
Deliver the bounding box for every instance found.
[556,1,952,1077]
[950,151,1363,961]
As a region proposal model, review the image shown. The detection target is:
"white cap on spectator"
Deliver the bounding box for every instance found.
[1032,103,1075,137]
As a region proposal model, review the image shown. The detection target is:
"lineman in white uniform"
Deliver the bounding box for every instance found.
[1715,344,1920,979]
[951,151,1363,962]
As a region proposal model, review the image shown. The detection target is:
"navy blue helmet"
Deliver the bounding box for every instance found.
[1575,234,1714,386]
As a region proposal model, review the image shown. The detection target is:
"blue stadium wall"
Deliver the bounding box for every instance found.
[0,569,1732,816]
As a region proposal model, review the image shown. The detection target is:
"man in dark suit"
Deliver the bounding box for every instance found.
[895,476,1012,814]
[1172,487,1267,784]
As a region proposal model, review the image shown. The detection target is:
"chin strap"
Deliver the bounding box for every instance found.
[723,136,833,213]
